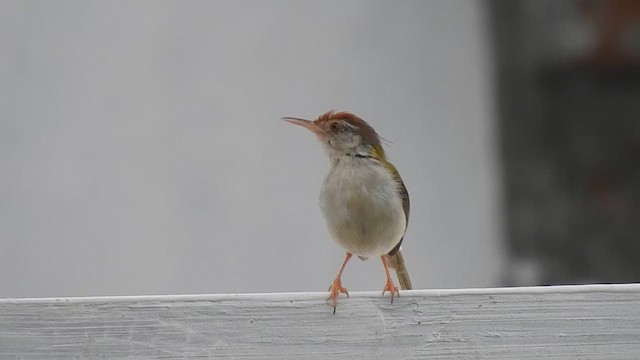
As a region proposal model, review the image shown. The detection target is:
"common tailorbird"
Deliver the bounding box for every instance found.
[284,110,412,313]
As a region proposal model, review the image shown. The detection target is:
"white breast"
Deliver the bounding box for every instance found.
[319,156,406,258]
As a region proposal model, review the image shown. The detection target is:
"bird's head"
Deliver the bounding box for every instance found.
[283,110,385,159]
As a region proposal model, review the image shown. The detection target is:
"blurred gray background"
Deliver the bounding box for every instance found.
[4,0,639,299]
[1,0,502,298]
[491,0,640,286]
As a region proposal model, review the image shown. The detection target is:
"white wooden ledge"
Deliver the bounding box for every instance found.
[1,284,640,359]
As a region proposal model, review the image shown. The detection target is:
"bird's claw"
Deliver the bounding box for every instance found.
[382,279,399,304]
[328,278,349,314]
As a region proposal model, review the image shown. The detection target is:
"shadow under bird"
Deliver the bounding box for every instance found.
[283,110,412,313]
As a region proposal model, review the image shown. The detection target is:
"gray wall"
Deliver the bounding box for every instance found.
[0,1,503,298]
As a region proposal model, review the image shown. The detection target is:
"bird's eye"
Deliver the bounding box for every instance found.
[330,122,340,132]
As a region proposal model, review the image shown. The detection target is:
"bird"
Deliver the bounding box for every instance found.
[283,110,412,313]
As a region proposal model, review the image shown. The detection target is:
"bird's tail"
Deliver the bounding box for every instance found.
[385,249,412,290]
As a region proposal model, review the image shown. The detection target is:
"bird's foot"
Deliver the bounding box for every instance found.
[382,278,399,304]
[327,277,349,314]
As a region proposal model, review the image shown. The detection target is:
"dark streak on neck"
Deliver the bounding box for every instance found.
[351,153,374,159]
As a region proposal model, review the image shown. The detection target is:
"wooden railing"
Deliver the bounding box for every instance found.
[1,284,639,359]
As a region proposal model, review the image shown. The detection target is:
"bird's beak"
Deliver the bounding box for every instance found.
[282,117,325,136]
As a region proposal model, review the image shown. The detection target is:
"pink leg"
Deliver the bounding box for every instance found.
[380,255,399,303]
[328,252,352,314]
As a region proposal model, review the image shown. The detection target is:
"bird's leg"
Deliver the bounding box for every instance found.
[380,255,400,303]
[328,252,352,314]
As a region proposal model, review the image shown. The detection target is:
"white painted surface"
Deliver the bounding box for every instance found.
[2,284,639,359]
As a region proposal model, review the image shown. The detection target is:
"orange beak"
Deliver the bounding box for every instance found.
[282,117,326,137]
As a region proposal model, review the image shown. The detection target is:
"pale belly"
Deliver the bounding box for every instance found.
[319,159,406,258]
